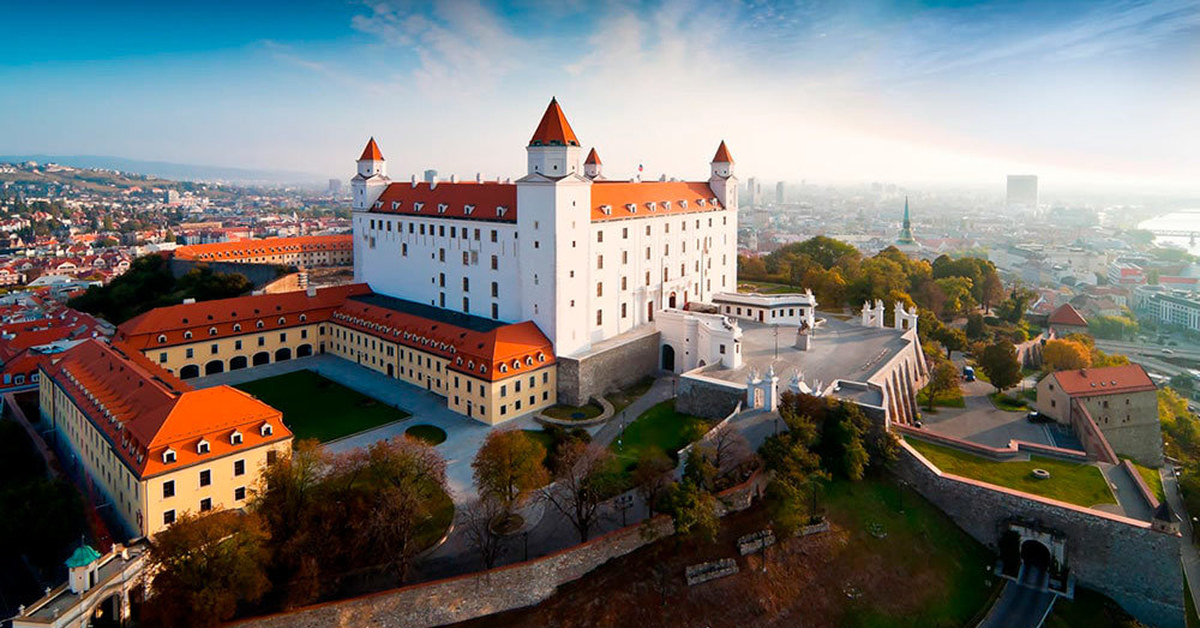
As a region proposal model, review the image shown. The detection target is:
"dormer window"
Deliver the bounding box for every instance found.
[413,202,424,212]
[373,200,383,209]
[496,206,508,217]
[209,327,218,336]
[391,201,401,210]
[646,202,657,212]
[625,203,637,213]
[697,198,707,207]
[163,448,176,464]
[197,439,210,454]
[680,200,688,209]
[525,356,534,366]
[233,323,242,332]
[511,359,521,369]
[662,201,671,210]
[260,423,273,437]
[157,334,167,344]
[183,331,193,340]
[256,320,264,329]
[600,205,612,215]
[464,204,475,215]
[437,203,448,214]
[299,314,307,322]
[278,317,286,325]
[537,352,546,362]
[499,364,508,373]
[230,431,242,445]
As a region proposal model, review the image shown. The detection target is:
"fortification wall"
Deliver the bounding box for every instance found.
[168,259,285,289]
[676,372,744,419]
[894,441,1184,628]
[235,475,765,628]
[557,331,660,406]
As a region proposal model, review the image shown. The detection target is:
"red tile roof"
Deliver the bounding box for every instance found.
[330,301,553,382]
[359,137,384,161]
[370,181,518,222]
[585,148,602,165]
[173,235,352,262]
[529,98,579,147]
[1051,364,1156,397]
[712,140,734,164]
[590,181,724,222]
[116,284,371,350]
[42,339,290,478]
[1048,303,1088,327]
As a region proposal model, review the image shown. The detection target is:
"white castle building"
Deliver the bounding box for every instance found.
[353,98,738,359]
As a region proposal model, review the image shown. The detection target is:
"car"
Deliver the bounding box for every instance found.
[1163,348,1175,355]
[1027,411,1052,424]
[962,366,976,382]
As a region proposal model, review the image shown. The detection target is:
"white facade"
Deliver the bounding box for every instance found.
[655,308,743,373]
[714,291,817,328]
[351,101,738,358]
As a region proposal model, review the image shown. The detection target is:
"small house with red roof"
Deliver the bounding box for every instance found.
[1048,303,1089,337]
[1036,364,1163,465]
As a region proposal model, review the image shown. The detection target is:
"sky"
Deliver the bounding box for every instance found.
[1,0,1197,193]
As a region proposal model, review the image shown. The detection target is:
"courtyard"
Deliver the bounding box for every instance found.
[234,370,410,442]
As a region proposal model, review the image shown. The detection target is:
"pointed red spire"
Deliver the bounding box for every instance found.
[529,98,580,147]
[711,140,734,164]
[359,137,384,161]
[585,148,602,165]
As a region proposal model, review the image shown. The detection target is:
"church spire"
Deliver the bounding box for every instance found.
[897,196,915,245]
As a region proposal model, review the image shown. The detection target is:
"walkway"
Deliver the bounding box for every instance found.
[587,375,676,447]
[1100,462,1154,522]
[1161,467,1200,614]
[193,355,543,503]
[976,565,1057,628]
[921,362,1052,449]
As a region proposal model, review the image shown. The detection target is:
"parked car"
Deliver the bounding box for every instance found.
[1163,348,1175,355]
[1027,411,1052,424]
[963,366,976,382]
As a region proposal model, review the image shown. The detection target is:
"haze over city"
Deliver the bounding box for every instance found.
[2,0,1198,193]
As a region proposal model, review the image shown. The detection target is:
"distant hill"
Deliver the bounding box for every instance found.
[0,154,324,185]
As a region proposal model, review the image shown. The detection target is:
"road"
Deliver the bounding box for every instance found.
[977,565,1057,628]
[1160,466,1200,615]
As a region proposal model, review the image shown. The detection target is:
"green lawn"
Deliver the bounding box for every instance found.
[605,376,656,414]
[825,477,1000,628]
[542,401,604,421]
[235,370,410,442]
[988,392,1029,412]
[1045,585,1157,628]
[610,399,710,473]
[1128,459,1166,503]
[415,481,455,550]
[405,424,447,446]
[907,439,1116,508]
[918,385,966,409]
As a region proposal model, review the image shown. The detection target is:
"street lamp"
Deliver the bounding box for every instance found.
[616,494,634,527]
[523,531,529,562]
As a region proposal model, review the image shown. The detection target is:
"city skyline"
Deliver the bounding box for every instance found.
[2,0,1197,193]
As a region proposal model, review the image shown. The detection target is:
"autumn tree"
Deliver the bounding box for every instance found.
[759,410,828,534]
[460,498,508,569]
[980,272,1004,314]
[1042,338,1091,372]
[142,511,270,628]
[706,422,752,483]
[632,447,675,514]
[542,441,619,542]
[923,359,961,411]
[661,479,720,542]
[932,326,968,359]
[472,430,550,514]
[980,341,1022,392]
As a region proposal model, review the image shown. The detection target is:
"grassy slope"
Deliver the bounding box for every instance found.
[405,424,447,446]
[610,399,709,472]
[908,439,1116,508]
[235,370,410,442]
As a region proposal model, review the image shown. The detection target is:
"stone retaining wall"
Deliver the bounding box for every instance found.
[557,331,660,406]
[235,473,766,628]
[676,372,744,420]
[895,440,1184,628]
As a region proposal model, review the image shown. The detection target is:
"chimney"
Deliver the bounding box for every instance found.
[306,286,317,297]
[182,297,196,304]
[449,174,457,183]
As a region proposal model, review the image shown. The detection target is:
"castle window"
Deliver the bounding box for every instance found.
[233,323,242,332]
[197,439,210,454]
[499,364,508,373]
[157,334,167,344]
[230,431,242,445]
[278,317,286,325]
[209,327,218,336]
[596,310,603,325]
[183,331,193,340]
[257,320,264,329]
[261,423,273,437]
[163,448,176,464]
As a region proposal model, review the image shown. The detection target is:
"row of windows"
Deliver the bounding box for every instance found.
[368,218,504,243]
[161,486,246,525]
[158,317,312,343]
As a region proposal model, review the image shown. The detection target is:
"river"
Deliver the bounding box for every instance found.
[1139,210,1200,255]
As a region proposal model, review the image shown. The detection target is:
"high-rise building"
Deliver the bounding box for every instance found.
[776,181,785,204]
[1006,175,1038,212]
[328,178,341,196]
[424,169,439,184]
[746,177,760,207]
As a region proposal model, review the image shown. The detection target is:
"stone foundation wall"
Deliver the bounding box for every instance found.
[557,331,660,406]
[676,373,744,420]
[235,474,765,628]
[895,442,1184,628]
[168,259,285,289]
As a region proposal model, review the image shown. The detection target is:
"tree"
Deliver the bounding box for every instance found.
[472,430,549,514]
[979,341,1021,392]
[759,416,828,535]
[143,511,270,628]
[542,441,619,542]
[996,286,1036,324]
[934,327,968,359]
[923,360,961,411]
[934,276,976,316]
[980,272,1004,314]
[707,422,752,482]
[1042,338,1091,371]
[661,479,720,542]
[632,447,675,514]
[817,402,871,480]
[460,499,508,569]
[965,313,986,340]
[682,446,717,491]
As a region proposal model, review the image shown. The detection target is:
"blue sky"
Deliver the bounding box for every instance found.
[1,0,1197,192]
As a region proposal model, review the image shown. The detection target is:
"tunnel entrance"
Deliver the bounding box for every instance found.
[1020,540,1051,571]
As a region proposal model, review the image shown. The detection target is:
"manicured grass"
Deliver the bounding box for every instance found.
[988,392,1029,412]
[235,370,410,442]
[610,399,710,473]
[824,477,1000,628]
[907,438,1116,508]
[415,483,455,550]
[605,376,656,414]
[1128,459,1166,503]
[918,386,966,409]
[542,402,604,421]
[738,281,799,295]
[404,424,447,446]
